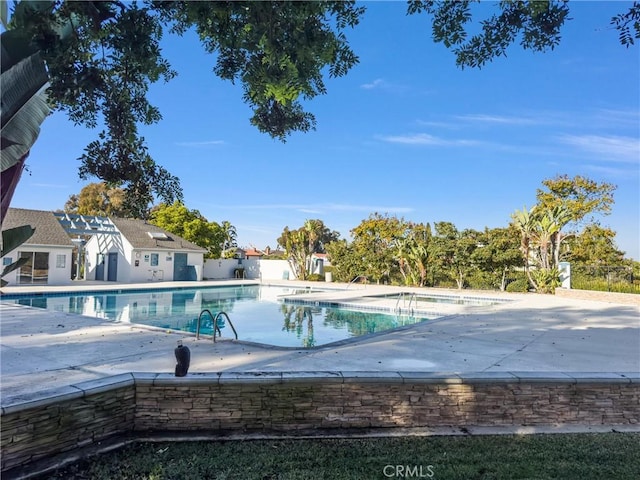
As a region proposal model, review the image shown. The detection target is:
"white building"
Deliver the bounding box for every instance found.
[84,218,207,283]
[1,208,74,286]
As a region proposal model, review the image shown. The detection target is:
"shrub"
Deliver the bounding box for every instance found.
[467,271,496,290]
[531,268,561,294]
[306,274,324,282]
[506,278,530,292]
[571,273,640,294]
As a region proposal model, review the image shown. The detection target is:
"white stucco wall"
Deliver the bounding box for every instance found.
[203,258,295,281]
[85,233,129,282]
[1,246,73,286]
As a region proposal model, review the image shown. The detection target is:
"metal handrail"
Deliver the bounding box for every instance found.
[213,311,238,342]
[395,292,416,314]
[196,309,238,342]
[346,275,367,289]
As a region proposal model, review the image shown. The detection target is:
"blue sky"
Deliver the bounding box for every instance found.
[12,1,640,259]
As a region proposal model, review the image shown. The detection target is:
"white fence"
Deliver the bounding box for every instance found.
[203,259,296,281]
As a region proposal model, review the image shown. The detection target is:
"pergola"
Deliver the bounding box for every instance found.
[53,213,119,280]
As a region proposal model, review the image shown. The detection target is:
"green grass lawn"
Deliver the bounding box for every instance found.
[41,433,639,480]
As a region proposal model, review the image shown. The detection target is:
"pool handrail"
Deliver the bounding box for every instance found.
[196,309,238,342]
[346,275,368,289]
[395,292,416,314]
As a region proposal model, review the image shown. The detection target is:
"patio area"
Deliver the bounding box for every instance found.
[1,280,638,407]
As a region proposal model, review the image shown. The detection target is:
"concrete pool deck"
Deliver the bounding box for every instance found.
[1,280,639,407]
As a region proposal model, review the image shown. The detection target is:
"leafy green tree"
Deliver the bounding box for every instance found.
[472,226,522,291]
[396,222,432,287]
[566,224,626,267]
[430,222,480,289]
[277,219,339,280]
[512,175,615,293]
[325,239,363,283]
[407,1,639,68]
[149,201,227,259]
[351,213,407,284]
[536,175,616,229]
[64,182,127,217]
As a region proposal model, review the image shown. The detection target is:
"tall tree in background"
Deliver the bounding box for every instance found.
[149,201,227,259]
[472,226,522,291]
[64,182,127,217]
[430,222,481,289]
[220,220,238,258]
[512,175,617,292]
[325,239,363,283]
[277,219,339,280]
[536,175,616,227]
[567,224,626,267]
[351,213,407,284]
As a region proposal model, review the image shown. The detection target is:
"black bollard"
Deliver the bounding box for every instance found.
[174,340,191,377]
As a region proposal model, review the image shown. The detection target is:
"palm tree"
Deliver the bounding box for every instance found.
[512,205,572,292]
[221,221,237,253]
[511,206,538,290]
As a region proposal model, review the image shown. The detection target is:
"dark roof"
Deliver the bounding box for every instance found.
[2,208,74,248]
[111,218,207,253]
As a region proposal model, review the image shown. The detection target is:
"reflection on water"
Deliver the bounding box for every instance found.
[4,286,430,347]
[281,305,316,347]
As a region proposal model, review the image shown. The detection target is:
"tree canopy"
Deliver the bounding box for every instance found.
[63,182,127,217]
[511,175,618,292]
[149,201,230,259]
[277,219,339,280]
[2,1,637,218]
[2,0,364,216]
[407,0,640,68]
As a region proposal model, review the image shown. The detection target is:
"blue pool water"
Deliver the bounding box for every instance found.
[2,285,437,348]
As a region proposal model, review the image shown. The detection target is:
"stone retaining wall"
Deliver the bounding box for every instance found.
[1,374,135,478]
[2,372,639,478]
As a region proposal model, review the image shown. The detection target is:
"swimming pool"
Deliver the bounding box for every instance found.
[2,285,438,348]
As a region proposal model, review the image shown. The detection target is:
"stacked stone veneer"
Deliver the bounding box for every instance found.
[2,372,639,477]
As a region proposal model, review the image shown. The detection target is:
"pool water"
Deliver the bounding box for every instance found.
[2,285,436,348]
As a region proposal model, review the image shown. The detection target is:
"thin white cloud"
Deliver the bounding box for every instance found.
[592,108,640,128]
[557,134,640,163]
[415,119,459,129]
[360,78,411,94]
[378,133,480,147]
[174,140,225,147]
[454,113,541,125]
[360,78,384,89]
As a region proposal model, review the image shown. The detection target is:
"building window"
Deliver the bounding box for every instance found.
[18,251,49,284]
[2,257,11,266]
[150,253,159,266]
[56,255,66,268]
